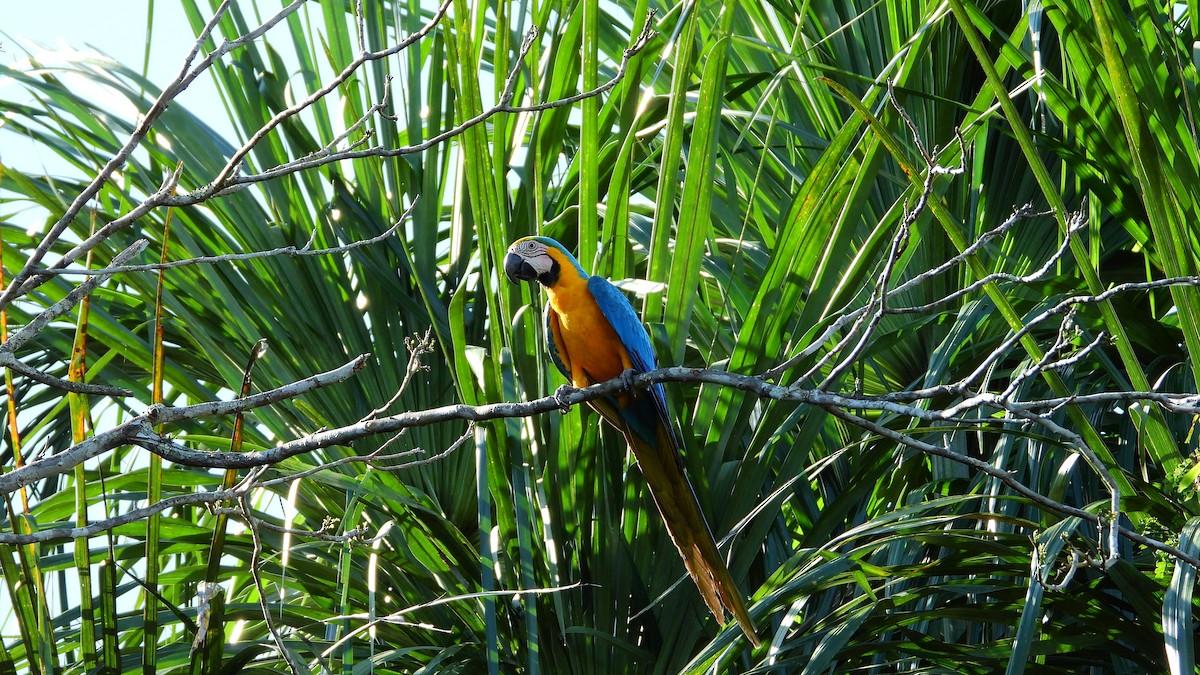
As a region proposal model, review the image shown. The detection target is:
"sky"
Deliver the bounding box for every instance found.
[0,4,243,630]
[0,2,234,176]
[1,1,226,106]
[3,2,184,62]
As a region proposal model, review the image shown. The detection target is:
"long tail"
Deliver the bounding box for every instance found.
[622,415,760,647]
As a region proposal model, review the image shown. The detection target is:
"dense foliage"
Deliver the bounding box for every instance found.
[2,0,1200,673]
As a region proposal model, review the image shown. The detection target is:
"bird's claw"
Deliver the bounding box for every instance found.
[619,368,638,392]
[554,385,574,413]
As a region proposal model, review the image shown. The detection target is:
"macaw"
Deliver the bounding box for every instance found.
[503,235,760,647]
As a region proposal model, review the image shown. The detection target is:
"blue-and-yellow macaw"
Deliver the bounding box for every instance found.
[504,236,760,646]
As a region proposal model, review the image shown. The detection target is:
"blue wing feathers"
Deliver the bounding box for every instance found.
[588,276,658,372]
[543,303,570,379]
[587,276,681,451]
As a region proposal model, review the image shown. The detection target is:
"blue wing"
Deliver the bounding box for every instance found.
[587,276,681,451]
[543,302,570,380]
[588,277,657,371]
[585,279,759,645]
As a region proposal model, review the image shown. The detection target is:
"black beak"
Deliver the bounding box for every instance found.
[504,251,537,284]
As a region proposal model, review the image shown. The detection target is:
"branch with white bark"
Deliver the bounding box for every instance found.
[4,348,1200,577]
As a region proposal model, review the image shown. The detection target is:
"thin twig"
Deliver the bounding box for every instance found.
[819,404,1199,570]
[238,472,303,675]
[32,199,417,277]
[0,425,473,546]
[0,354,369,495]
[158,14,656,204]
[819,216,910,389]
[318,582,587,660]
[0,0,306,307]
[360,327,435,422]
[0,358,132,397]
[1,240,148,356]
[0,482,246,544]
[202,0,453,195]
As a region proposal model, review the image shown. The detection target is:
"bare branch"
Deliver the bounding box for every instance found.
[1,240,148,357]
[239,474,304,675]
[4,354,1200,571]
[1001,312,1102,401]
[0,358,132,397]
[895,209,1081,318]
[257,422,474,487]
[360,327,435,422]
[770,114,969,384]
[202,0,452,196]
[149,354,371,426]
[0,423,473,546]
[0,354,369,496]
[0,0,303,309]
[0,468,258,545]
[32,199,417,277]
[8,5,649,323]
[319,582,587,660]
[210,508,375,543]
[317,76,394,157]
[819,215,910,389]
[157,12,657,204]
[819,404,1198,571]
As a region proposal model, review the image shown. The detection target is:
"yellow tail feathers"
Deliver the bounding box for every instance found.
[625,417,761,647]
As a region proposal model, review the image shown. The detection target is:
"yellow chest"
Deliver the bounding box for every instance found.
[546,285,630,386]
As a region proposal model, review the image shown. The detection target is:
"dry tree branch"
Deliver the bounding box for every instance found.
[9,197,412,396]
[1,358,131,398]
[3,3,655,356]
[158,12,657,203]
[1034,545,1106,592]
[203,0,453,196]
[210,506,375,543]
[0,481,251,545]
[6,346,1200,572]
[1,240,147,356]
[0,239,148,396]
[766,202,1064,382]
[238,470,304,675]
[255,422,475,487]
[818,211,911,390]
[999,309,1100,401]
[319,75,396,157]
[1004,405,1122,564]
[360,327,435,422]
[318,582,587,659]
[889,207,1081,317]
[0,1,305,309]
[32,199,419,277]
[819,404,1195,571]
[770,101,968,384]
[752,88,1146,571]
[0,423,473,546]
[0,354,369,496]
[10,364,1197,481]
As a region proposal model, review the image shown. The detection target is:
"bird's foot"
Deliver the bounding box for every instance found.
[619,368,638,392]
[553,384,574,413]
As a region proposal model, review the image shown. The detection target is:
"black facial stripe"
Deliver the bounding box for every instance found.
[538,258,560,287]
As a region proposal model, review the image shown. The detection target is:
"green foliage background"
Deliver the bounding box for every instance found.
[2,0,1200,673]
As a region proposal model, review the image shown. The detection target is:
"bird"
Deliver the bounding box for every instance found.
[503,235,760,647]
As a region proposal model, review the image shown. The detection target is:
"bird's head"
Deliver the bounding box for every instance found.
[504,236,585,288]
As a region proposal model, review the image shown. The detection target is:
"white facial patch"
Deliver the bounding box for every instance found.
[510,240,553,276]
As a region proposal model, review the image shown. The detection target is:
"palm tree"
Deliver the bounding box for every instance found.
[1,0,1199,673]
